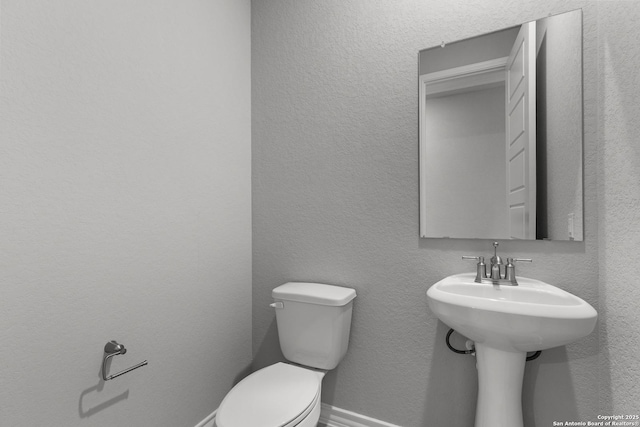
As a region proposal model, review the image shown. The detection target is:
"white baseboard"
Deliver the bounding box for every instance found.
[319,403,402,427]
[196,404,402,427]
[194,409,216,427]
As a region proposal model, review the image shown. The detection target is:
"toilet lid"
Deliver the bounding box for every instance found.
[216,363,321,427]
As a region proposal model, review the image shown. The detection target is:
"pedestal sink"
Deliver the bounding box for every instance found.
[427,273,597,427]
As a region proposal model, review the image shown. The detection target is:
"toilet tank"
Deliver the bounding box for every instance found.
[272,282,356,370]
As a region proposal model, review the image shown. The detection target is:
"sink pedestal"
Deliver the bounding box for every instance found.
[475,343,526,427]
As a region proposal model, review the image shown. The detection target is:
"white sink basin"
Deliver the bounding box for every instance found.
[427,273,597,427]
[427,273,597,352]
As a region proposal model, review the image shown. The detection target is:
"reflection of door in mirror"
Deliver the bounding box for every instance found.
[419,27,518,239]
[506,21,536,239]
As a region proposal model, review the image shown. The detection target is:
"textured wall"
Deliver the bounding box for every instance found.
[597,1,640,414]
[252,1,600,426]
[0,1,251,425]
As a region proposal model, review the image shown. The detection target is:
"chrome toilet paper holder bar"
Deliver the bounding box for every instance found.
[101,340,148,381]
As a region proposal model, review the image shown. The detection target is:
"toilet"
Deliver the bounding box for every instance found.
[216,282,357,427]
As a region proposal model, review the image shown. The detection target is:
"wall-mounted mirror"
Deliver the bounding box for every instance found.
[419,9,583,241]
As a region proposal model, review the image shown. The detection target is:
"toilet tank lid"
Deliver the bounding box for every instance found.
[272,282,356,306]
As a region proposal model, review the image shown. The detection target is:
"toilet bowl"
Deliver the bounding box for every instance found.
[216,282,356,427]
[216,363,325,427]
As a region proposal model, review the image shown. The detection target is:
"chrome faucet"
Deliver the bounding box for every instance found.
[463,242,532,285]
[489,242,504,280]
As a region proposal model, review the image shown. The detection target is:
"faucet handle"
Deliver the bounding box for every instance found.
[507,257,533,264]
[462,256,487,282]
[504,258,533,283]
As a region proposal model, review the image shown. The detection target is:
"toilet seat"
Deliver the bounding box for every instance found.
[216,362,322,427]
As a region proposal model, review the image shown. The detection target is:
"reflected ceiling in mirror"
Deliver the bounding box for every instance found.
[418,9,583,241]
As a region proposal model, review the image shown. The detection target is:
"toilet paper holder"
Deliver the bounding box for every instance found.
[101,340,148,381]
